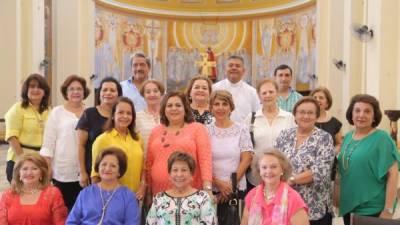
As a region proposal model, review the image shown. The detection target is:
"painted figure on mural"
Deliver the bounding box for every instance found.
[296,14,310,84]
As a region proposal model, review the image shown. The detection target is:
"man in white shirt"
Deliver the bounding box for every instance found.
[213,55,260,122]
[120,53,150,112]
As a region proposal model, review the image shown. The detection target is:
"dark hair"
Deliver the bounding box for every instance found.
[310,86,333,110]
[60,75,90,100]
[139,80,165,97]
[160,92,194,126]
[94,147,128,178]
[97,77,123,104]
[292,96,320,118]
[185,75,213,103]
[227,55,244,64]
[21,73,50,113]
[256,78,279,93]
[130,53,151,69]
[273,64,293,77]
[167,151,196,175]
[104,97,139,140]
[346,94,382,127]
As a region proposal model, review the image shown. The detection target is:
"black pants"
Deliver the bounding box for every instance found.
[6,160,15,183]
[310,212,333,225]
[52,179,82,212]
[343,212,380,225]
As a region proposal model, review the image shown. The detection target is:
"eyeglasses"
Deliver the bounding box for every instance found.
[297,110,316,116]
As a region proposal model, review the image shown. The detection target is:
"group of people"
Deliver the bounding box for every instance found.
[0,52,398,225]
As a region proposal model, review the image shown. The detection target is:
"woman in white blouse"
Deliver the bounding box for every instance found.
[206,90,253,224]
[40,75,90,211]
[245,78,296,189]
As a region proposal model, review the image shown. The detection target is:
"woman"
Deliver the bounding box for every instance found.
[91,97,145,200]
[40,75,89,211]
[77,77,122,188]
[186,75,213,124]
[136,80,165,156]
[4,73,51,182]
[241,149,309,225]
[245,78,296,188]
[339,94,400,225]
[0,153,68,224]
[146,151,217,225]
[206,90,253,224]
[146,91,212,196]
[274,97,335,225]
[67,147,140,225]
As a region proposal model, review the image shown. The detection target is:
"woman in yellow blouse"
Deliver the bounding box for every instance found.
[91,97,146,200]
[5,73,51,182]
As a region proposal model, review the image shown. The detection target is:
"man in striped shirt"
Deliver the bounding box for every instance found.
[274,64,303,112]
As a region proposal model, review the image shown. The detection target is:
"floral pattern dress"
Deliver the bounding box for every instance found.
[274,127,335,220]
[146,190,217,225]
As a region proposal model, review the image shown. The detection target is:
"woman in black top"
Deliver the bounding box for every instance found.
[185,75,213,124]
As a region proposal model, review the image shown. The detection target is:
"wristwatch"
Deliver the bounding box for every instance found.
[289,176,296,184]
[385,207,395,214]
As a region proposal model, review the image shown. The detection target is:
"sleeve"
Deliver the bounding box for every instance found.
[146,128,157,189]
[274,129,286,150]
[310,132,335,188]
[40,109,58,158]
[199,192,217,225]
[244,187,256,209]
[76,108,91,131]
[194,124,212,182]
[124,190,140,225]
[239,124,254,152]
[0,190,11,225]
[50,187,68,225]
[375,131,400,179]
[66,189,84,225]
[4,103,23,140]
[287,189,308,219]
[145,195,159,225]
[91,134,106,178]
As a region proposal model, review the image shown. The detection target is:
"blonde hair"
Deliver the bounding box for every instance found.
[11,153,50,194]
[257,149,292,181]
[210,90,235,111]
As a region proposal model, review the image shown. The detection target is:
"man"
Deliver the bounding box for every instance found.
[213,55,260,122]
[120,53,150,112]
[274,64,303,112]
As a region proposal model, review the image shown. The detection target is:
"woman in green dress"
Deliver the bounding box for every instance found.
[339,94,400,225]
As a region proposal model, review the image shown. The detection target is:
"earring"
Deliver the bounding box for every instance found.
[281,173,284,176]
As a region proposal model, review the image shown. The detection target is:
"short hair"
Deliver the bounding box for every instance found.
[227,55,244,64]
[21,73,50,113]
[11,153,51,194]
[256,149,292,181]
[210,90,235,112]
[130,52,151,69]
[256,78,279,93]
[346,94,382,127]
[97,77,123,104]
[94,147,128,178]
[185,75,213,103]
[104,97,139,140]
[139,80,165,97]
[310,87,333,110]
[167,151,196,175]
[60,74,91,100]
[160,91,194,126]
[292,96,320,118]
[273,64,293,77]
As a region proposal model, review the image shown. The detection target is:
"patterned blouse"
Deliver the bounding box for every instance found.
[191,108,213,125]
[146,190,217,225]
[274,127,335,220]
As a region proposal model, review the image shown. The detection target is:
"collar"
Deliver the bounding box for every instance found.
[255,107,288,118]
[225,79,243,88]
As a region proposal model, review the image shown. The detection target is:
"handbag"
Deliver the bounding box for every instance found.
[226,172,241,225]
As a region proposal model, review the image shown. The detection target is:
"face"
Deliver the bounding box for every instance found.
[66,81,84,103]
[274,68,292,90]
[100,82,119,105]
[27,80,45,103]
[312,91,329,111]
[114,102,133,129]
[190,79,210,103]
[225,58,245,84]
[211,98,231,121]
[258,82,277,106]
[19,161,42,186]
[294,102,318,129]
[352,102,374,129]
[165,96,185,124]
[169,160,193,189]
[259,155,283,186]
[131,56,149,84]
[143,82,162,105]
[99,154,120,181]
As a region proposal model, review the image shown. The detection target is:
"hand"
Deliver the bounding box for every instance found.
[205,190,216,203]
[136,183,146,201]
[215,180,232,200]
[379,210,394,219]
[79,172,90,188]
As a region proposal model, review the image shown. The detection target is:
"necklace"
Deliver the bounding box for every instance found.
[161,124,184,148]
[22,187,40,195]
[341,133,362,171]
[97,184,119,225]
[263,188,275,202]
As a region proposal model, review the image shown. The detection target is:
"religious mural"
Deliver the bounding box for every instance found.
[94,4,316,91]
